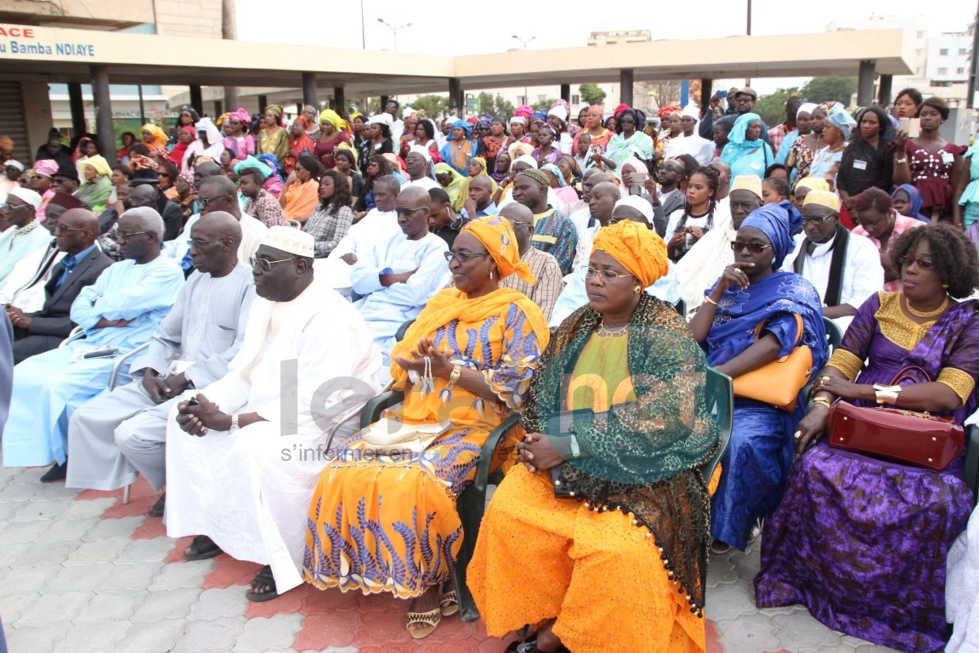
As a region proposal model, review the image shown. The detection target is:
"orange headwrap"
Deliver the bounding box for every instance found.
[461,215,535,284]
[591,220,668,287]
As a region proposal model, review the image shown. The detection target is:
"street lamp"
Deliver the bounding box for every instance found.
[510,35,536,105]
[378,19,411,52]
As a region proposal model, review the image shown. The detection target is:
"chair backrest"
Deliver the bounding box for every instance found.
[673,298,687,318]
[395,318,416,344]
[823,317,843,353]
[702,367,734,484]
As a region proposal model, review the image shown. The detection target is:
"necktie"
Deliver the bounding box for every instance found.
[56,255,77,289]
[805,240,817,256]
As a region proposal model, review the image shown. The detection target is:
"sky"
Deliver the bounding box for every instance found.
[234,0,974,96]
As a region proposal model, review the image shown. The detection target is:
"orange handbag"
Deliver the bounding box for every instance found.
[732,313,813,412]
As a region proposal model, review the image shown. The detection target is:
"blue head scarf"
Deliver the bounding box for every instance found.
[741,200,800,269]
[540,163,567,187]
[531,110,547,122]
[727,113,764,148]
[825,102,857,139]
[256,153,285,182]
[892,184,930,222]
[475,115,493,130]
[451,120,472,139]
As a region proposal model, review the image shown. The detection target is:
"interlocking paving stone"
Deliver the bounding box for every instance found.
[83,515,146,540]
[46,562,116,592]
[0,592,40,624]
[10,497,76,522]
[101,561,165,591]
[115,536,179,564]
[4,621,73,652]
[713,612,785,653]
[62,497,117,519]
[73,590,148,623]
[34,516,99,542]
[0,539,30,567]
[772,610,847,652]
[54,619,131,653]
[0,563,63,596]
[0,518,52,544]
[171,616,247,653]
[187,586,250,621]
[704,574,760,621]
[130,587,202,623]
[232,614,304,653]
[14,590,94,627]
[64,537,132,566]
[148,558,215,591]
[112,618,187,653]
[9,539,81,568]
[0,481,42,501]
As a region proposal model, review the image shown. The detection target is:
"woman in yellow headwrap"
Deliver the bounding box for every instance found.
[433,162,468,211]
[304,215,550,640]
[469,220,721,653]
[140,123,169,149]
[313,108,352,170]
[258,104,290,162]
[791,176,830,212]
[76,154,113,213]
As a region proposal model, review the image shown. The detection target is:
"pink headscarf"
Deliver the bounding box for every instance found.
[514,105,533,118]
[229,108,252,126]
[33,160,58,177]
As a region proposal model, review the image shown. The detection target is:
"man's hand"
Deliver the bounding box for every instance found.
[340,253,358,265]
[463,197,477,219]
[5,304,30,330]
[176,394,229,437]
[161,372,190,398]
[516,432,565,473]
[142,370,169,405]
[94,317,129,329]
[379,269,418,286]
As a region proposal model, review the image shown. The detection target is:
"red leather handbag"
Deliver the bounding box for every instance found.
[826,401,964,472]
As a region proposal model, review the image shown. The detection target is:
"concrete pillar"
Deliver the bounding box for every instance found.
[379,95,389,115]
[878,74,893,108]
[620,69,634,107]
[67,83,86,137]
[857,60,876,108]
[334,86,346,115]
[213,101,223,117]
[257,95,268,112]
[189,85,203,117]
[560,84,570,103]
[700,79,713,118]
[90,65,116,168]
[223,87,239,111]
[448,79,463,115]
[302,72,318,107]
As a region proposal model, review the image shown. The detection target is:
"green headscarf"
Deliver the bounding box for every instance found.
[434,162,468,211]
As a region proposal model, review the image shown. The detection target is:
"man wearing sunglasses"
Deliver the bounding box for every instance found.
[780,190,883,329]
[350,185,450,362]
[128,180,184,242]
[8,208,112,363]
[2,207,184,482]
[0,187,50,288]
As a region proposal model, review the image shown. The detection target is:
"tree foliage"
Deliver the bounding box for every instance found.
[476,92,515,118]
[578,83,606,106]
[532,97,557,111]
[754,88,799,128]
[411,94,451,118]
[800,76,858,104]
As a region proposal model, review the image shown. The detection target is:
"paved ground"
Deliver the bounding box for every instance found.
[0,460,902,653]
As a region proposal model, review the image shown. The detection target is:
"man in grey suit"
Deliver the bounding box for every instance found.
[6,208,112,363]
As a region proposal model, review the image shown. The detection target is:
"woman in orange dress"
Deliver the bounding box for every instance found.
[303,216,550,639]
[469,220,720,653]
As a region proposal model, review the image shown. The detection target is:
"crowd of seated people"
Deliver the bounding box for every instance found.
[3,87,979,652]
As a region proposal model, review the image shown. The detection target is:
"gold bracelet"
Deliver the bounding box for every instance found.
[703,295,719,307]
[811,396,832,408]
[873,384,901,405]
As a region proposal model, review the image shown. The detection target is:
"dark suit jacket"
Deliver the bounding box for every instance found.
[25,248,114,339]
[661,189,686,226]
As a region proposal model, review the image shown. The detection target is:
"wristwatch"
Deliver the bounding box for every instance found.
[230,414,239,433]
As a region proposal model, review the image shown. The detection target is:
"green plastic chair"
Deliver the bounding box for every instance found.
[702,368,733,488]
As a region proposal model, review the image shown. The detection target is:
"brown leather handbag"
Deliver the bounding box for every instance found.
[826,401,964,471]
[732,314,813,412]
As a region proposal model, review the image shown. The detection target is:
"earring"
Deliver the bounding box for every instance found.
[771,257,776,264]
[634,285,642,294]
[489,269,494,279]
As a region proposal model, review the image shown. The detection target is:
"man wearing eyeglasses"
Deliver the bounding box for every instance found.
[7,208,112,363]
[0,187,51,288]
[350,185,450,361]
[129,178,184,242]
[499,203,563,321]
[2,207,184,482]
[780,190,883,330]
[66,212,255,517]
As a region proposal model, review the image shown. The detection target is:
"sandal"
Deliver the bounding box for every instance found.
[245,565,279,602]
[405,606,441,640]
[148,492,166,518]
[184,535,222,561]
[710,539,732,555]
[439,589,459,617]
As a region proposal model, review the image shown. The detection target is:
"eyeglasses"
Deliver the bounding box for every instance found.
[897,256,936,270]
[252,257,295,272]
[0,201,27,212]
[730,240,773,254]
[585,267,633,282]
[116,230,151,240]
[54,224,89,234]
[801,215,837,224]
[444,250,490,264]
[187,238,219,249]
[197,195,228,207]
[395,206,427,217]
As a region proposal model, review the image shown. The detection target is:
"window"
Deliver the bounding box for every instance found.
[959,67,966,74]
[517,96,526,106]
[938,67,948,75]
[939,48,949,56]
[571,94,580,105]
[961,48,970,55]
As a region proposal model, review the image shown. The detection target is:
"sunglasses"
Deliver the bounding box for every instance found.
[197,195,228,207]
[730,241,773,254]
[395,207,426,217]
[897,256,936,270]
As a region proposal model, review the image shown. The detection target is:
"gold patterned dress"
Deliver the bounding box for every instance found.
[303,287,549,598]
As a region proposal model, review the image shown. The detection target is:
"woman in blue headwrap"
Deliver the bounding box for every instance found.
[438,120,476,176]
[688,201,827,553]
[720,113,775,180]
[891,183,931,223]
[809,102,855,189]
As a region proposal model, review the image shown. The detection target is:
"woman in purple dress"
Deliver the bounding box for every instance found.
[756,223,979,653]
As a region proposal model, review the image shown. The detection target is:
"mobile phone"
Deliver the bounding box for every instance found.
[898,117,910,133]
[82,346,118,359]
[908,118,921,138]
[634,172,649,185]
[187,396,200,407]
